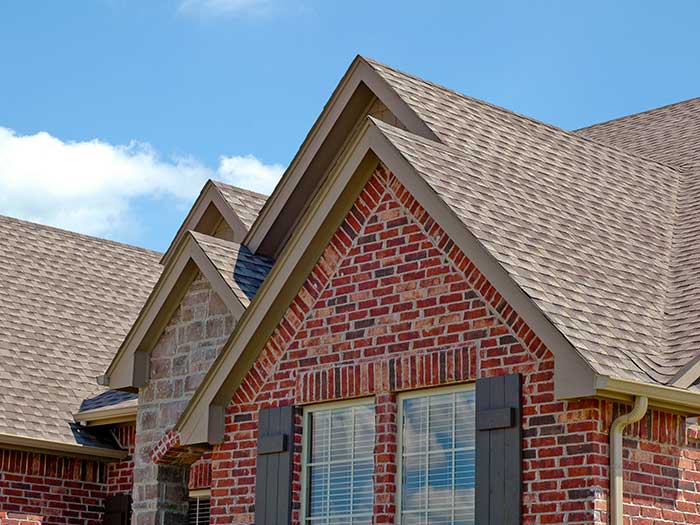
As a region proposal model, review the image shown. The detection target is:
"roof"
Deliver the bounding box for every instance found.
[575,98,700,170]
[212,181,268,230]
[0,215,162,446]
[362,58,700,387]
[191,231,274,308]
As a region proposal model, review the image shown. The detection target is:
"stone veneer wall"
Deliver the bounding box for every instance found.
[132,272,235,525]
[206,164,700,525]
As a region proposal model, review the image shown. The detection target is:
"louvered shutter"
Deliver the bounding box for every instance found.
[103,494,131,525]
[475,373,522,525]
[188,497,210,525]
[254,405,295,525]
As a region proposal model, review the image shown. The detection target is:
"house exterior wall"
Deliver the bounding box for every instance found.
[206,164,700,525]
[0,448,106,525]
[131,272,235,524]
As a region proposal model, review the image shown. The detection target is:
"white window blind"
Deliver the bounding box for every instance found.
[188,496,210,525]
[303,402,375,525]
[399,387,476,525]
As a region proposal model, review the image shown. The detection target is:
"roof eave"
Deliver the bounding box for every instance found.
[73,401,138,427]
[0,433,128,461]
[595,374,700,414]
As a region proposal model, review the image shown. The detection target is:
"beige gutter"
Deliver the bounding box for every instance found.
[0,433,128,461]
[595,375,700,414]
[609,396,648,525]
[73,401,138,427]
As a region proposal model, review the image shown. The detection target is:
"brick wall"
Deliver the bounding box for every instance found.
[0,448,105,525]
[207,164,700,525]
[132,272,235,524]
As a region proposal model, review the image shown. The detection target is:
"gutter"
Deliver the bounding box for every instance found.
[73,400,138,427]
[609,396,648,525]
[594,374,700,414]
[0,433,128,461]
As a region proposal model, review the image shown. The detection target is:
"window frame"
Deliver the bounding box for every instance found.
[396,382,476,525]
[300,396,376,525]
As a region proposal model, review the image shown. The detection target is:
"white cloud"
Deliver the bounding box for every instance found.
[0,126,283,237]
[218,154,284,195]
[178,0,276,17]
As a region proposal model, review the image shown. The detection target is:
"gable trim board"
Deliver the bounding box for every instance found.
[0,433,128,461]
[244,55,438,258]
[175,118,698,447]
[161,180,253,267]
[103,231,247,391]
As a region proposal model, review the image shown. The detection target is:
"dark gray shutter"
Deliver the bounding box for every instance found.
[254,405,295,525]
[475,373,521,525]
[103,494,131,525]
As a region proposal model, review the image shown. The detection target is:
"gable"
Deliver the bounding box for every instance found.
[229,166,550,409]
[244,55,437,258]
[103,231,272,391]
[161,180,268,267]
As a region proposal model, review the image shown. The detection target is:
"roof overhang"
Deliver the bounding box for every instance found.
[73,399,138,427]
[102,231,247,391]
[0,433,128,461]
[595,375,700,414]
[161,180,251,267]
[175,120,606,446]
[244,55,439,258]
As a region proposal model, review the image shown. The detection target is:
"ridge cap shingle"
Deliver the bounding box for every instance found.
[364,56,684,174]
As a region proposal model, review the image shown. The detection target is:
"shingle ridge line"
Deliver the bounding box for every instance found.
[0,213,162,257]
[573,97,700,133]
[364,57,683,174]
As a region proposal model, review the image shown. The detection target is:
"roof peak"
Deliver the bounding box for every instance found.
[210,179,269,199]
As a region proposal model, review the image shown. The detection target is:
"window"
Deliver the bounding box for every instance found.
[188,491,210,525]
[302,400,375,525]
[398,386,476,525]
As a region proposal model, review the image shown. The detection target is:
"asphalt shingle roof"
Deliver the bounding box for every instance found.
[365,58,700,386]
[0,215,162,444]
[191,231,274,307]
[212,181,268,230]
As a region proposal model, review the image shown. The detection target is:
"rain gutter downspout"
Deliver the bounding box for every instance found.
[609,395,648,525]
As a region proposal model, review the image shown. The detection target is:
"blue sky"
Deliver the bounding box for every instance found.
[1,0,698,251]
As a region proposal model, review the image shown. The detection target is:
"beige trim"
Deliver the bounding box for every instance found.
[188,488,211,498]
[73,401,138,426]
[176,120,603,446]
[161,181,250,267]
[595,375,700,414]
[244,55,438,256]
[0,433,127,461]
[104,231,246,390]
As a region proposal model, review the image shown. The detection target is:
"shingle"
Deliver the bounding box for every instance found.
[212,181,268,230]
[364,59,700,386]
[0,215,162,444]
[191,231,274,307]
